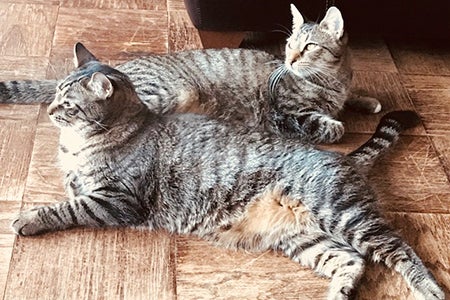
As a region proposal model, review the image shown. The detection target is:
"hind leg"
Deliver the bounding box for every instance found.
[279,234,365,300]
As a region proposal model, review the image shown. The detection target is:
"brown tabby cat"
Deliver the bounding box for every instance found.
[0,5,380,144]
[11,48,443,300]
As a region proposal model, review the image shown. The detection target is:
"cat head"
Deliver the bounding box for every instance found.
[48,43,143,136]
[285,5,348,77]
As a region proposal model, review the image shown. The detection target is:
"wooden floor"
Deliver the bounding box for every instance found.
[0,0,449,299]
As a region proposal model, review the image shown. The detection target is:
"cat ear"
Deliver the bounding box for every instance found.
[87,72,113,100]
[290,4,304,32]
[319,6,344,39]
[73,42,98,68]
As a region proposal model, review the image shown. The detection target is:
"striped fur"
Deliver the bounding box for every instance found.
[11,58,443,300]
[0,6,380,144]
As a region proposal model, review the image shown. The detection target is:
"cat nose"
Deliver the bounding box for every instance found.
[287,51,301,65]
[47,103,57,115]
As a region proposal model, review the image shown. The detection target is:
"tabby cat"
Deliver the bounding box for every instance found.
[11,47,443,300]
[0,6,380,144]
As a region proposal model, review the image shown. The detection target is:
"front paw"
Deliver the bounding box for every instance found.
[309,118,344,144]
[346,94,382,114]
[11,207,47,236]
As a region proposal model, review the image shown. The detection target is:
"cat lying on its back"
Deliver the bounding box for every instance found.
[11,40,443,300]
[0,5,380,144]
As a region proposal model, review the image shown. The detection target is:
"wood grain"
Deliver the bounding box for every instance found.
[5,228,176,300]
[0,105,40,201]
[167,0,186,11]
[168,10,202,52]
[60,0,167,10]
[388,39,450,76]
[0,56,49,80]
[0,234,15,300]
[46,8,168,78]
[0,3,58,57]
[400,75,450,136]
[176,237,329,299]
[431,136,450,181]
[349,36,397,72]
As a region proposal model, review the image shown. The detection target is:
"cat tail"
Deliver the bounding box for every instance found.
[0,79,57,103]
[347,217,445,299]
[347,110,421,172]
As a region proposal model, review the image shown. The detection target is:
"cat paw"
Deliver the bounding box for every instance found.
[11,207,47,236]
[346,94,382,114]
[314,119,345,144]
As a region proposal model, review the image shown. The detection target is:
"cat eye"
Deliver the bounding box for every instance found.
[304,43,319,51]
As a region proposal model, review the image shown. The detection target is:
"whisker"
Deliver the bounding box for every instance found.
[268,65,289,103]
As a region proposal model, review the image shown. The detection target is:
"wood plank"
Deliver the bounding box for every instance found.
[343,71,425,135]
[6,228,176,299]
[349,36,397,72]
[47,8,168,78]
[431,136,450,183]
[400,75,450,136]
[176,237,329,299]
[167,0,186,11]
[60,0,167,10]
[0,201,21,234]
[23,106,65,204]
[0,3,58,57]
[370,136,450,214]
[0,105,40,201]
[388,39,450,76]
[0,234,15,300]
[168,10,202,52]
[0,56,49,81]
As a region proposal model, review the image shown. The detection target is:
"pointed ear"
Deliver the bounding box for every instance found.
[87,72,113,99]
[319,6,344,38]
[290,4,304,32]
[73,42,98,68]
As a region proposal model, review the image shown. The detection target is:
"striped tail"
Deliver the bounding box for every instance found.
[348,110,421,171]
[0,79,57,103]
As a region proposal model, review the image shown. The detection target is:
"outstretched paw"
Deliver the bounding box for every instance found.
[11,207,47,236]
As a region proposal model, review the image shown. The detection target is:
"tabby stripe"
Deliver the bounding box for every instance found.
[48,206,65,224]
[358,224,392,243]
[79,199,106,225]
[66,201,79,225]
[89,196,124,224]
[287,235,328,259]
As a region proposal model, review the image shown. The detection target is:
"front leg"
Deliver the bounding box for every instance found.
[270,110,345,144]
[11,195,147,236]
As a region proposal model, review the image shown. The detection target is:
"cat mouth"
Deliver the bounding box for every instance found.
[50,115,70,127]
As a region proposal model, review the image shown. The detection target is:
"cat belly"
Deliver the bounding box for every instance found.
[209,186,313,252]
